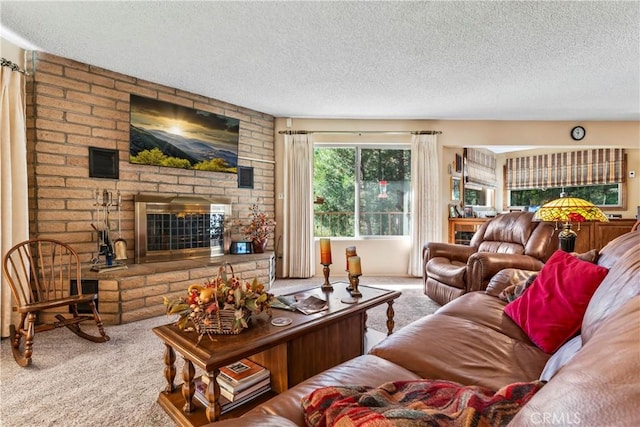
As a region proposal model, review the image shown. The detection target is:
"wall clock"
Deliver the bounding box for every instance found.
[571,126,586,141]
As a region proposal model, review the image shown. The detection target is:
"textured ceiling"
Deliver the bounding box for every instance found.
[2,1,639,121]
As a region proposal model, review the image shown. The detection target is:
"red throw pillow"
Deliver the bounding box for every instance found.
[504,250,608,354]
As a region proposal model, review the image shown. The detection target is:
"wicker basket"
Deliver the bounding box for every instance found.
[192,306,251,335]
[190,262,251,335]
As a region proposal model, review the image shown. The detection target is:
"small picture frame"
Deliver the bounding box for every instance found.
[455,153,463,173]
[449,204,460,218]
[464,206,475,218]
[89,147,119,179]
[451,177,461,201]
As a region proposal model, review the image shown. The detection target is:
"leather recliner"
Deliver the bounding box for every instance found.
[423,211,555,306]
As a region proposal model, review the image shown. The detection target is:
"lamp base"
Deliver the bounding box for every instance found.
[558,223,578,252]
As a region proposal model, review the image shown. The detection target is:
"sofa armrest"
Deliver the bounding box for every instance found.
[484,268,540,297]
[466,253,544,292]
[203,413,298,427]
[423,242,477,264]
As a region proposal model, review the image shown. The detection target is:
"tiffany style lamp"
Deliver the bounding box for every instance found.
[534,195,608,252]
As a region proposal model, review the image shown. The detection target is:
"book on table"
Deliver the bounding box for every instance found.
[202,359,271,394]
[292,295,328,315]
[272,294,328,315]
[269,295,297,311]
[214,358,270,388]
[219,377,270,402]
[194,376,271,414]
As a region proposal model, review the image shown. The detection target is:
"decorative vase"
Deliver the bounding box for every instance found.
[252,239,267,253]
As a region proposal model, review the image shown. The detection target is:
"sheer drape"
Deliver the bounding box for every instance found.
[282,134,315,278]
[407,134,442,277]
[1,65,29,337]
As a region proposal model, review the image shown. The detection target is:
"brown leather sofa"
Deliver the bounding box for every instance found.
[210,230,639,426]
[423,211,555,305]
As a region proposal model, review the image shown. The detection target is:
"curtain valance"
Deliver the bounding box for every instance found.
[505,148,626,190]
[464,147,497,187]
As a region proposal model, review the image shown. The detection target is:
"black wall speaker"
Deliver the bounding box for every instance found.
[89,147,119,179]
[238,166,254,189]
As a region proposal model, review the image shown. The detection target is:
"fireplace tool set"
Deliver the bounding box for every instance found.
[91,189,128,272]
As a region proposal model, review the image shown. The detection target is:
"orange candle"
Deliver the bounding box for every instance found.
[348,256,361,276]
[320,238,332,265]
[345,246,357,271]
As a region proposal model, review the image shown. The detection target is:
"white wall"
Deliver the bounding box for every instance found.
[1,37,25,64]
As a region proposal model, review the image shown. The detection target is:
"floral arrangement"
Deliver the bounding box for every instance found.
[163,263,273,337]
[241,202,276,243]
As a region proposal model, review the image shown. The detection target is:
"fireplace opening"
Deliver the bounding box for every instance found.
[70,279,99,313]
[134,195,232,263]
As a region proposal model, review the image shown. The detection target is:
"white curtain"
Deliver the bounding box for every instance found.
[1,64,30,337]
[282,134,315,278]
[407,134,442,277]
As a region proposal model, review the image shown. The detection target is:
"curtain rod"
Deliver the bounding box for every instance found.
[237,155,275,164]
[1,57,29,75]
[278,130,441,135]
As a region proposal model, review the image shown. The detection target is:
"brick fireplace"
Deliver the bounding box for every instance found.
[81,253,275,325]
[24,51,276,325]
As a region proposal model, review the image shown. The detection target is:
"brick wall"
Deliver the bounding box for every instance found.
[25,52,276,263]
[90,254,274,325]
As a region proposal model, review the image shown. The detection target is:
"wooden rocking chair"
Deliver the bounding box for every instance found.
[2,238,109,366]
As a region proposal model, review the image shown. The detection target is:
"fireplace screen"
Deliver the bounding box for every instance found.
[135,195,231,263]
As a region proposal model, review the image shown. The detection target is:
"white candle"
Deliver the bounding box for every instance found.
[348,256,361,276]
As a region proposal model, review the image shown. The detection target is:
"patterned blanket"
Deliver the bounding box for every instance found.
[302,379,544,427]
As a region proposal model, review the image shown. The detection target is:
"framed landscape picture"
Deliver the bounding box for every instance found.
[129,95,240,173]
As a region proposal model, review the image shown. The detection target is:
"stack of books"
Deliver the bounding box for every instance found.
[194,358,271,414]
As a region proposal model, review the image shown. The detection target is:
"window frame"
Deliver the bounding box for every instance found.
[507,183,626,210]
[503,148,628,211]
[313,142,412,239]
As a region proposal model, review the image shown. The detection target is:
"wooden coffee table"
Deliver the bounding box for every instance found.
[153,284,400,425]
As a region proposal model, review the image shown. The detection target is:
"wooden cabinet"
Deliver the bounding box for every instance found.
[449,217,636,251]
[550,219,637,253]
[448,218,489,245]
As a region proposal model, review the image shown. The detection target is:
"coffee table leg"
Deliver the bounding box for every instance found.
[181,358,196,413]
[204,370,221,422]
[385,300,395,335]
[162,343,176,393]
[363,311,368,332]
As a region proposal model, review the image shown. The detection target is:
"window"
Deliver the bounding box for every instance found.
[509,184,622,208]
[464,187,487,206]
[505,148,626,209]
[313,146,411,237]
[462,147,496,207]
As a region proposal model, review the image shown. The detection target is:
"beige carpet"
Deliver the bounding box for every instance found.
[0,276,438,427]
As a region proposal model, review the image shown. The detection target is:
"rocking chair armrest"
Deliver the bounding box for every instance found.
[18,294,98,313]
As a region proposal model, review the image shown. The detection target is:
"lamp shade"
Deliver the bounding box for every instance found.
[533,197,608,223]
